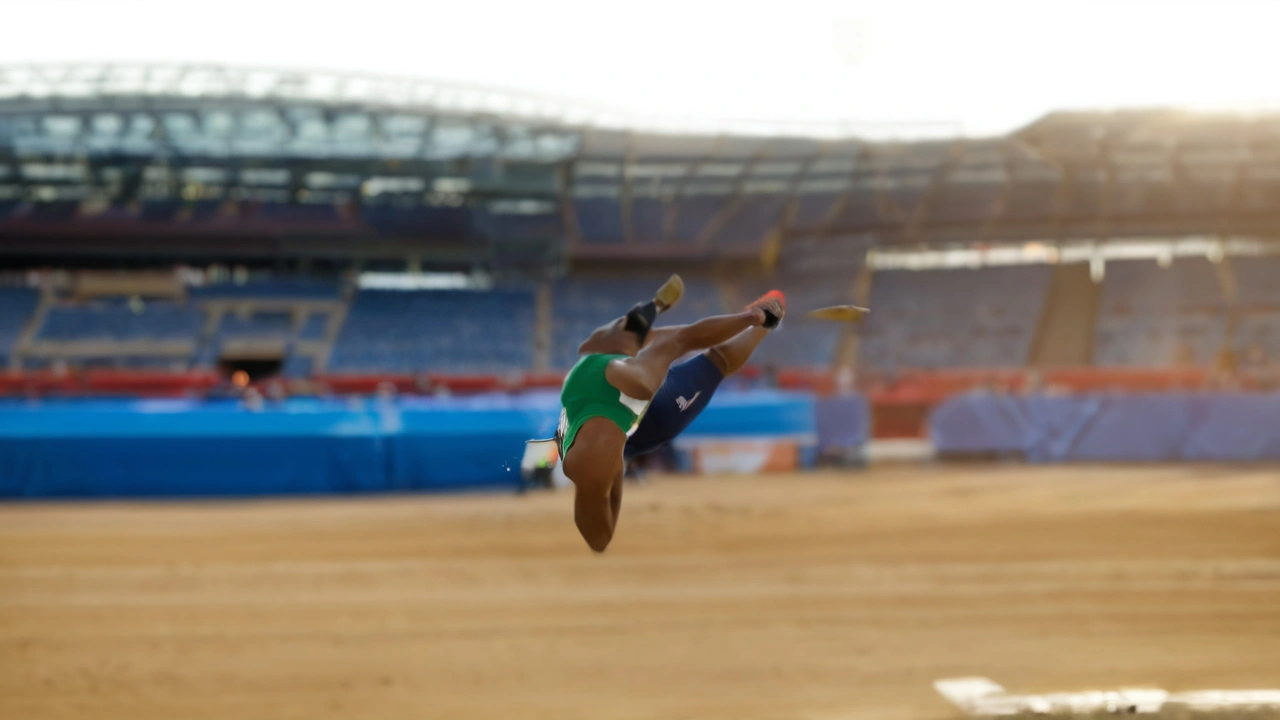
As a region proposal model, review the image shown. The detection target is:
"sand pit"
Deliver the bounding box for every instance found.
[2,465,1278,720]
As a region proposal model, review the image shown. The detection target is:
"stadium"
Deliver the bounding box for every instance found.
[2,46,1279,720]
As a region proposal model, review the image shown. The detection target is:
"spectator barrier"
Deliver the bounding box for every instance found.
[0,390,854,498]
[931,393,1280,461]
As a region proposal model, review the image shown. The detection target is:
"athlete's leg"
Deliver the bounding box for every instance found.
[705,326,771,376]
[606,306,774,400]
[706,289,787,376]
[624,352,725,461]
[624,291,785,461]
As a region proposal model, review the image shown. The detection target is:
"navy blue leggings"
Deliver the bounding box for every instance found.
[623,353,724,461]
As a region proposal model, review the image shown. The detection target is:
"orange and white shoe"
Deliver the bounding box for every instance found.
[746,289,785,329]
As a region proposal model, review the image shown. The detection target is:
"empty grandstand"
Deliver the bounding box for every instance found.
[0,64,1278,393]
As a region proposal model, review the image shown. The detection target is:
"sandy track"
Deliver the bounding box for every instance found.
[2,465,1278,720]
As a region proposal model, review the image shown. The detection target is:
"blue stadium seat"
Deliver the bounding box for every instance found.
[298,312,328,340]
[708,194,786,251]
[859,266,1051,369]
[836,190,880,228]
[189,278,341,300]
[1233,255,1280,308]
[573,198,625,244]
[282,354,315,378]
[1234,311,1280,366]
[791,192,840,231]
[629,197,667,243]
[361,206,470,240]
[37,300,203,342]
[483,212,564,241]
[1092,259,1227,366]
[329,288,536,373]
[671,196,727,243]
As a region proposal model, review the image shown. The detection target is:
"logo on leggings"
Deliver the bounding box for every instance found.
[675,392,701,412]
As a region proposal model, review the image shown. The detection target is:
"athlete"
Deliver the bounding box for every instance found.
[555,276,785,552]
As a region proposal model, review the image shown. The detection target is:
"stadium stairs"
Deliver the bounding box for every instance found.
[8,286,50,372]
[838,263,874,369]
[1029,263,1100,366]
[533,282,552,373]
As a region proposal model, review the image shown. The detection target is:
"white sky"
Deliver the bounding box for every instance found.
[3,0,1279,136]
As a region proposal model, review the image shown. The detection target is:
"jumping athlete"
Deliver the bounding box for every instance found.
[554,276,785,552]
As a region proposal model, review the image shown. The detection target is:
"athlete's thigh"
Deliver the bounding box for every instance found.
[624,329,692,393]
[604,355,663,400]
[624,353,724,460]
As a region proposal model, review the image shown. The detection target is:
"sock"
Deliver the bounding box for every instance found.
[624,301,658,343]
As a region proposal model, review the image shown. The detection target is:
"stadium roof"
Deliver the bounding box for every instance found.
[0,64,961,140]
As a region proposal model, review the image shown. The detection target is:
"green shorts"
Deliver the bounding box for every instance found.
[557,353,650,458]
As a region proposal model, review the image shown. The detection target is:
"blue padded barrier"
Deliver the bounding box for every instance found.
[931,393,1280,462]
[0,397,543,498]
[815,395,871,453]
[680,391,816,440]
[0,390,836,498]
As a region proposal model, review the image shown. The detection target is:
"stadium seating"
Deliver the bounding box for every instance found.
[574,198,625,244]
[298,312,329,340]
[858,266,1051,369]
[1233,254,1280,307]
[1098,258,1224,313]
[3,251,1269,379]
[361,206,471,240]
[0,287,39,365]
[190,278,341,300]
[791,192,841,231]
[1093,314,1225,367]
[37,300,203,342]
[671,196,726,243]
[708,194,787,250]
[835,188,880,229]
[1233,312,1280,367]
[1092,259,1227,366]
[329,288,536,373]
[629,197,667,243]
[478,209,564,242]
[282,353,315,378]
